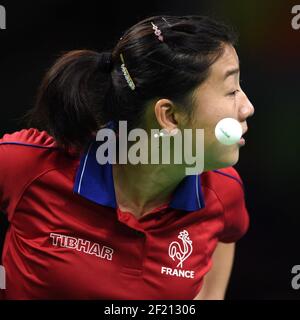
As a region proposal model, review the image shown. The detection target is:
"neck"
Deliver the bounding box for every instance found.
[112,163,185,218]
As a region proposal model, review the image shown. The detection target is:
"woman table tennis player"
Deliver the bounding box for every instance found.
[0,15,254,299]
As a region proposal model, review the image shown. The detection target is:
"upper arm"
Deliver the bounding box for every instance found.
[0,141,29,219]
[194,242,235,300]
[0,141,18,215]
[0,129,56,220]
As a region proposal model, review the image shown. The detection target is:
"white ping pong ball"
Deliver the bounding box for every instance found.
[215,118,242,145]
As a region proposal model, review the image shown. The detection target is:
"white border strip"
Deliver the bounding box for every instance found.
[0,265,6,289]
[195,175,201,209]
[78,143,93,193]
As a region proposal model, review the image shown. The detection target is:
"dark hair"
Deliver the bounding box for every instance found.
[26,15,237,152]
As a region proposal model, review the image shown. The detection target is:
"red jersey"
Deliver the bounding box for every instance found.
[0,128,249,299]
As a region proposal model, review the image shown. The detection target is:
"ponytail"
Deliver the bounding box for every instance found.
[26,50,113,152]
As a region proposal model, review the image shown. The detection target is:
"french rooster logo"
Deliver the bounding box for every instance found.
[168,230,193,268]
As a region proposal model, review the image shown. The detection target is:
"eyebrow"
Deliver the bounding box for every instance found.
[223,67,240,80]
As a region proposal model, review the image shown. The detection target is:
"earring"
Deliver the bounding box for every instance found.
[153,132,164,138]
[153,128,179,138]
[169,128,179,136]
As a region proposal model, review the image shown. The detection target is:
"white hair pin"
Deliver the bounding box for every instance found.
[120,53,136,91]
[151,22,164,42]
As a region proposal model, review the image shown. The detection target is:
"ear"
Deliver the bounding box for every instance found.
[154,99,179,132]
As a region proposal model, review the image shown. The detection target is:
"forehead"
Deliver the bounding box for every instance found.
[209,44,239,81]
[189,44,239,102]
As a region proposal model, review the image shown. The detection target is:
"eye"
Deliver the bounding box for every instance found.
[228,89,240,96]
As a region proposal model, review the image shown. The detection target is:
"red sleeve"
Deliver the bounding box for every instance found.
[214,167,250,243]
[0,129,56,221]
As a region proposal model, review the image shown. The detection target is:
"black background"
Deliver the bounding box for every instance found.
[0,0,299,299]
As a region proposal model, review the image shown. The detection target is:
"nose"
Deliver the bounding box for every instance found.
[238,91,255,120]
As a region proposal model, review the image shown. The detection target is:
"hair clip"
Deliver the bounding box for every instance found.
[151,22,164,42]
[161,17,171,27]
[120,53,136,91]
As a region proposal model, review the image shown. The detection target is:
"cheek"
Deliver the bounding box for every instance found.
[192,101,239,151]
[191,103,229,135]
[190,97,240,169]
[200,122,240,169]
[192,93,238,126]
